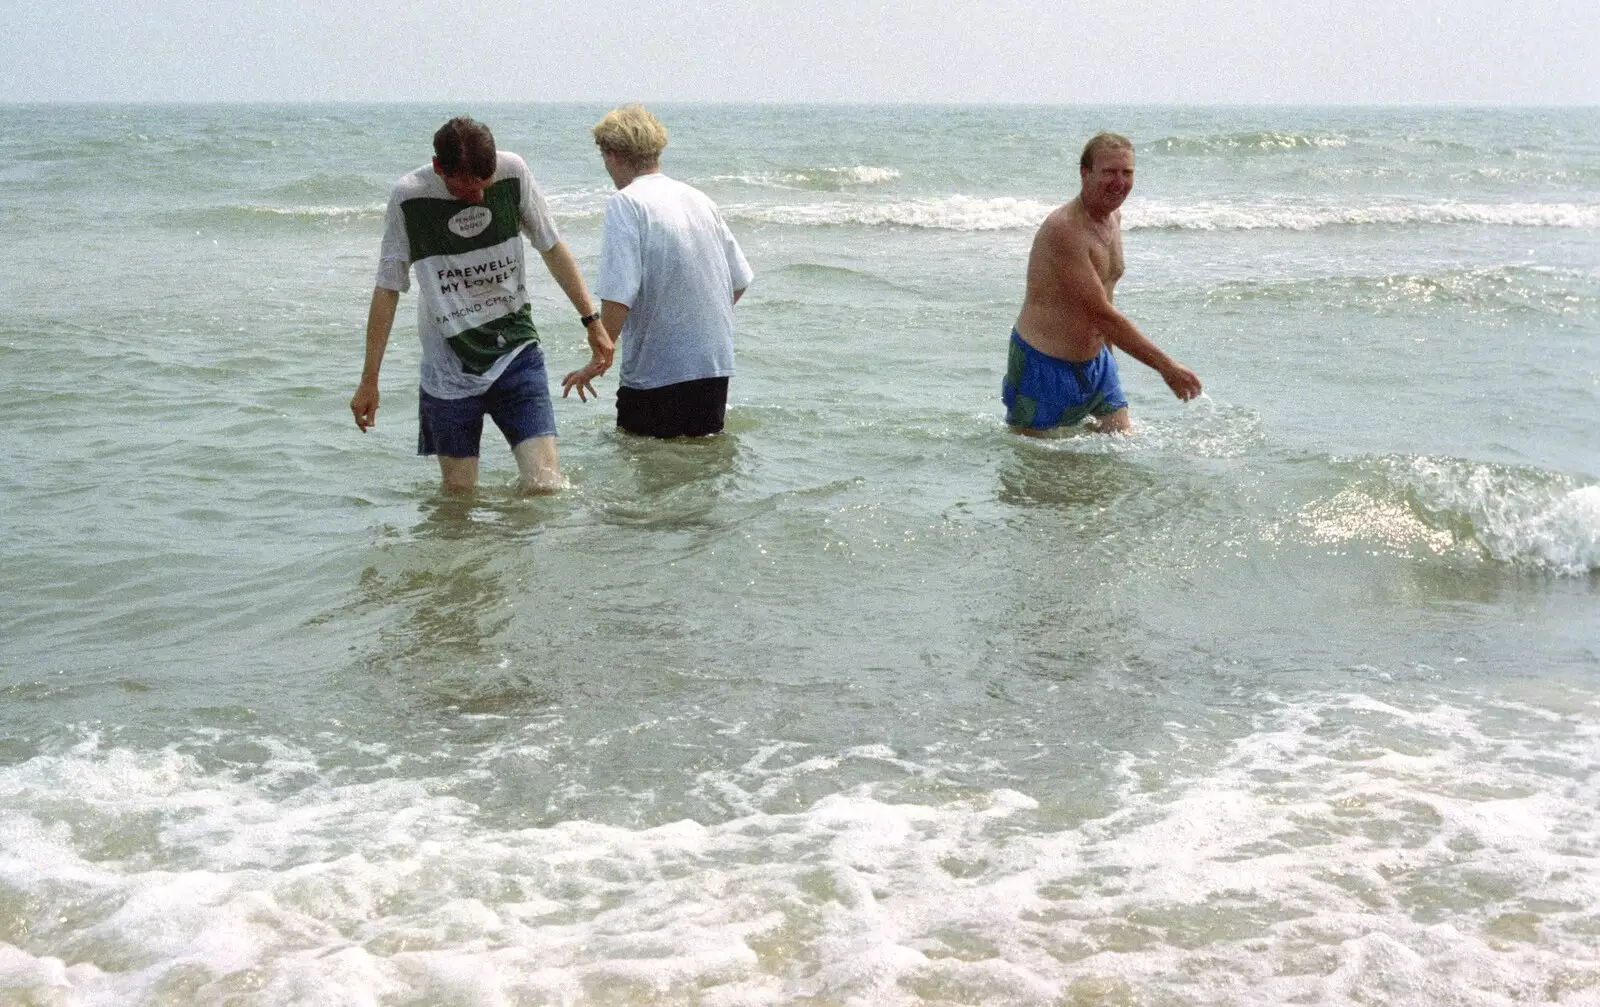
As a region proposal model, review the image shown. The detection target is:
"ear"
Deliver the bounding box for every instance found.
[431,156,444,177]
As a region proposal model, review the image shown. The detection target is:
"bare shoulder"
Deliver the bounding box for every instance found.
[1040,203,1090,252]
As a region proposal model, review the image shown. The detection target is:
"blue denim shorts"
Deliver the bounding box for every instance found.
[417,346,557,458]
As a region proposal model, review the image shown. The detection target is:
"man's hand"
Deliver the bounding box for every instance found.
[563,317,614,401]
[585,319,614,369]
[1161,363,1202,402]
[562,358,607,402]
[352,287,399,433]
[351,378,380,431]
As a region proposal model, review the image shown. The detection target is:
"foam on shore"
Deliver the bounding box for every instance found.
[2,690,1596,1005]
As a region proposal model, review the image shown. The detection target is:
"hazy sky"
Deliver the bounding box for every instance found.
[4,0,1596,104]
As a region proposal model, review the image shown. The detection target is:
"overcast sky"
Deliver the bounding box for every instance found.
[3,0,1596,104]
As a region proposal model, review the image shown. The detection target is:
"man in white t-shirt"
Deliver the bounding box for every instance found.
[561,105,753,438]
[349,116,612,493]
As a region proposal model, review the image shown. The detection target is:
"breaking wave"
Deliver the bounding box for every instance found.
[1201,265,1599,316]
[710,166,902,190]
[1126,200,1600,231]
[1391,457,1600,575]
[1150,131,1350,154]
[721,197,1600,233]
[724,196,1054,231]
[1298,456,1600,575]
[166,203,387,229]
[2,693,1596,1004]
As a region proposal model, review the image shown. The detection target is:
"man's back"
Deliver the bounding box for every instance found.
[597,173,753,390]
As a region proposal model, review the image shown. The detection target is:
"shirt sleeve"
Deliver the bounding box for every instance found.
[374,190,410,292]
[594,194,643,308]
[720,212,754,292]
[517,159,561,253]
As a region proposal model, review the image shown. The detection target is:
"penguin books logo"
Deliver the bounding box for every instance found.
[448,206,492,238]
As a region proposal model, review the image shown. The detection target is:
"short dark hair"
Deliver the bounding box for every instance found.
[433,117,497,178]
[1080,132,1134,172]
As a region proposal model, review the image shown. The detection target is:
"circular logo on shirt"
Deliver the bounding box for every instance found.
[448,206,492,238]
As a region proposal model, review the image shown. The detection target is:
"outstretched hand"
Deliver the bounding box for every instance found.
[1162,363,1202,402]
[563,317,614,402]
[562,358,608,402]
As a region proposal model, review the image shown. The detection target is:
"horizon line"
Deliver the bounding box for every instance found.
[4,99,1598,110]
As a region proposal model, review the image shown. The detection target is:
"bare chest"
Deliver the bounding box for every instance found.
[1087,231,1125,291]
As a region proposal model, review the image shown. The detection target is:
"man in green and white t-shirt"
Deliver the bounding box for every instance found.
[349,116,612,493]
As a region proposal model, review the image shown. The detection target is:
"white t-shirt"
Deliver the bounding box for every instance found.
[375,151,561,399]
[595,173,754,390]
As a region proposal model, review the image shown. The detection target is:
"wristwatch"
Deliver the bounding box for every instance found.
[579,311,602,326]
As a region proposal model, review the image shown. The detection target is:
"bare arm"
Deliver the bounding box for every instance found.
[537,240,597,317]
[350,286,400,431]
[1056,234,1201,401]
[537,240,611,345]
[600,299,629,340]
[538,240,613,369]
[562,300,631,401]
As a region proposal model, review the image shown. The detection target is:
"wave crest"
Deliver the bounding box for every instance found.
[710,166,901,191]
[262,173,388,204]
[1203,266,1598,316]
[721,196,1598,233]
[725,195,1052,231]
[1128,200,1600,231]
[169,203,387,228]
[1397,458,1600,575]
[1288,456,1600,575]
[1150,131,1349,154]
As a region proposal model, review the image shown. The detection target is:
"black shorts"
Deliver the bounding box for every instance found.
[616,377,729,438]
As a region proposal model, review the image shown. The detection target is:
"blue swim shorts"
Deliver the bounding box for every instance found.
[418,345,557,458]
[1001,330,1127,429]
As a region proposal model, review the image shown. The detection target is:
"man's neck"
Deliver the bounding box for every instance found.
[1076,193,1116,223]
[614,165,662,189]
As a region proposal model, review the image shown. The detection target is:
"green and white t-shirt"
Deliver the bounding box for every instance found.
[376,152,561,399]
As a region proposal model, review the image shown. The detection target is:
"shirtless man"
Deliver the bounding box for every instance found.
[1003,132,1201,434]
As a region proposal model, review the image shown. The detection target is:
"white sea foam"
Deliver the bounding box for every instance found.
[1287,458,1600,575]
[220,195,1599,235]
[724,195,1055,231]
[226,203,387,220]
[712,166,902,190]
[2,698,1597,1005]
[1372,457,1600,575]
[1150,131,1351,154]
[1127,199,1600,231]
[834,166,900,185]
[720,196,1600,233]
[542,188,610,219]
[228,188,608,224]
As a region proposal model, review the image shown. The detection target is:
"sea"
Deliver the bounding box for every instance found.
[1,103,1597,1006]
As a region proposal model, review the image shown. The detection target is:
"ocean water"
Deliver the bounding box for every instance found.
[1,103,1597,1006]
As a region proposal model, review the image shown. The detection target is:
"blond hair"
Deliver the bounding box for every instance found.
[1079,132,1133,172]
[593,105,668,167]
